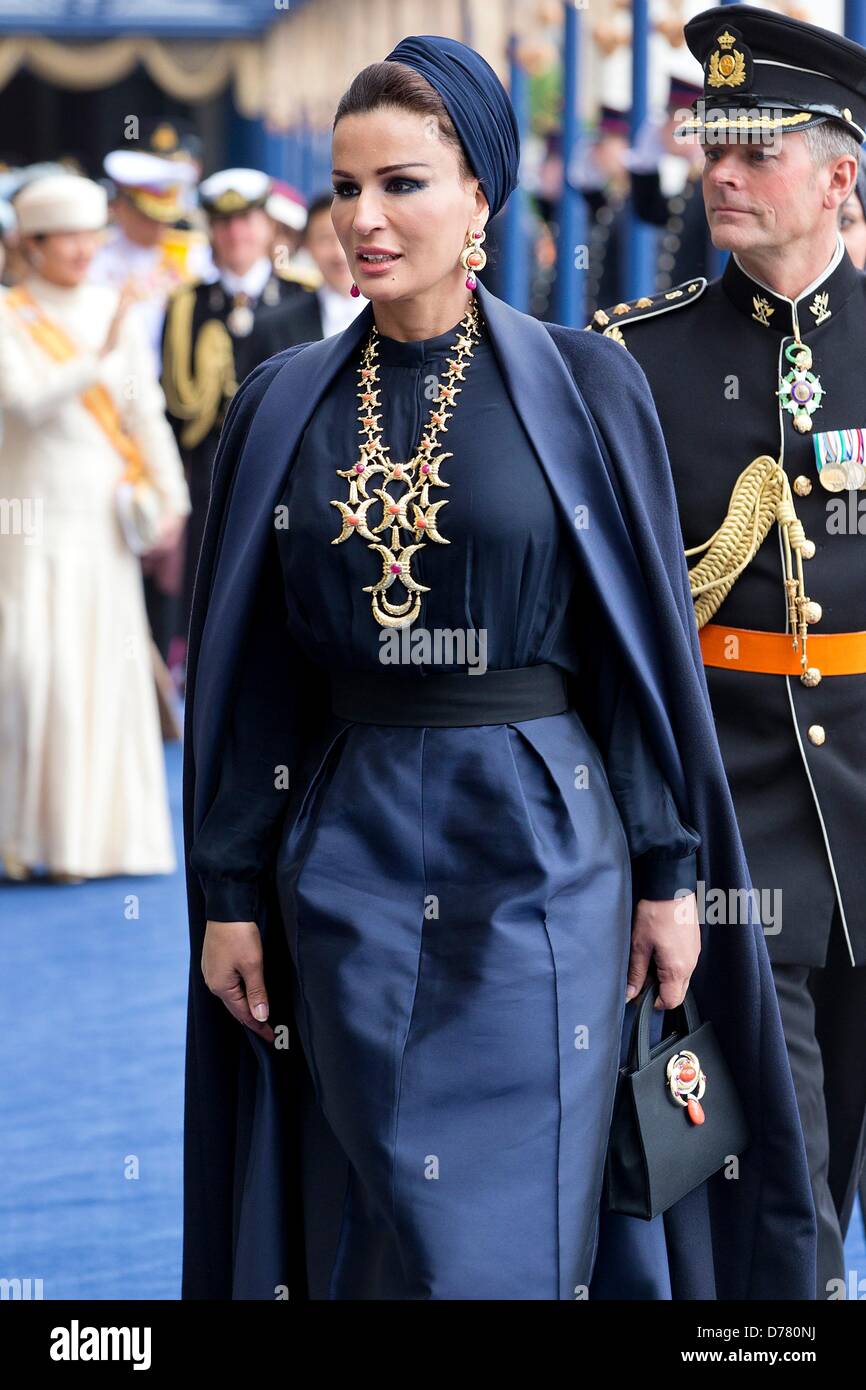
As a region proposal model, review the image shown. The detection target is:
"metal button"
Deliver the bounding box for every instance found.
[807,724,826,745]
[794,475,812,496]
[843,107,853,121]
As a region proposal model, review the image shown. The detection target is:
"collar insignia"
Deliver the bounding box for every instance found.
[809,291,831,325]
[752,295,775,327]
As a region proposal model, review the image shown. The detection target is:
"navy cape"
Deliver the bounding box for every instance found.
[180,280,817,1300]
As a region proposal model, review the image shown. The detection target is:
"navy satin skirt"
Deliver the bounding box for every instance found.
[276,708,642,1299]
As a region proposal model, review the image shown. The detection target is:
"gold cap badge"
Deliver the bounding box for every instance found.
[706,26,752,91]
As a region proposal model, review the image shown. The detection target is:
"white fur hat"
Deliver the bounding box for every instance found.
[14,174,108,237]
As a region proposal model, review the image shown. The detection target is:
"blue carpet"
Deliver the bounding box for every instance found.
[0,739,187,1300]
[1,735,864,1299]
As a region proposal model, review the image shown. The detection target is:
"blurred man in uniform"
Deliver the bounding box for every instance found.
[91,149,208,373]
[572,106,631,317]
[242,191,363,362]
[265,179,321,291]
[161,167,309,680]
[626,77,713,290]
[589,4,866,1299]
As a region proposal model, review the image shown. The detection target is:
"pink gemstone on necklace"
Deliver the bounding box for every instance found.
[354,463,364,472]
[390,563,401,573]
[421,463,430,473]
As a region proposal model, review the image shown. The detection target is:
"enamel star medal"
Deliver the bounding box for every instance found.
[778,339,824,436]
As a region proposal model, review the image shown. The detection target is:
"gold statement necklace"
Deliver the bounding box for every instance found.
[330,295,482,627]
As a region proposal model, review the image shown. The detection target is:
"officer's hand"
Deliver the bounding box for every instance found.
[626,892,701,1010]
[201,920,275,1044]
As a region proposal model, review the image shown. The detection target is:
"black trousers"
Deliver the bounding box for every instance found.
[771,910,866,1298]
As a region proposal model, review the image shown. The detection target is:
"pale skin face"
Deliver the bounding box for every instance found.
[209,207,273,277]
[112,195,163,249]
[840,189,866,269]
[23,228,102,286]
[701,132,858,298]
[330,106,489,340]
[304,206,354,294]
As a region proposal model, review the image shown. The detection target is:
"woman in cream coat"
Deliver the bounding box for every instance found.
[0,174,191,882]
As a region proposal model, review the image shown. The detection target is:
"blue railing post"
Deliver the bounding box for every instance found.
[845,0,866,44]
[502,32,531,311]
[625,0,657,299]
[554,0,586,326]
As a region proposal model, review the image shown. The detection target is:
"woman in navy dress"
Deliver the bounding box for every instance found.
[182,37,816,1301]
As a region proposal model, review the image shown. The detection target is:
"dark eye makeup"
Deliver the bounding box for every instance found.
[332,177,428,198]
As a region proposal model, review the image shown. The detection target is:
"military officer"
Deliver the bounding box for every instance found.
[92,149,208,373]
[588,5,866,1299]
[161,167,312,660]
[574,105,631,317]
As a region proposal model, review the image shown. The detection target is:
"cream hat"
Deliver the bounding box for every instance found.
[14,174,108,237]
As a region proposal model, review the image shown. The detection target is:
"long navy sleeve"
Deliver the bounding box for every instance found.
[189,523,328,921]
[567,597,700,905]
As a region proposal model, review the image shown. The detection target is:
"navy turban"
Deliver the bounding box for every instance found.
[384,34,520,219]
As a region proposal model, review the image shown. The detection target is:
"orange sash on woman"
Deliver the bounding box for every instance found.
[4,284,148,485]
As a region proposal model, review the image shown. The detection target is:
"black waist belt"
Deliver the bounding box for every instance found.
[329,662,570,728]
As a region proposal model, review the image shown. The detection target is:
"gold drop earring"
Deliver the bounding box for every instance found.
[460,226,487,290]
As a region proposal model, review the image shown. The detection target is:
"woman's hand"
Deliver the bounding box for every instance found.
[99,281,139,359]
[144,511,186,558]
[201,920,275,1044]
[625,892,701,1010]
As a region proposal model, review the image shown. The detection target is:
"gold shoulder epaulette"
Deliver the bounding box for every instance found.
[583,278,707,347]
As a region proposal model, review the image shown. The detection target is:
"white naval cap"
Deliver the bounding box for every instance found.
[103,149,197,189]
[14,173,107,236]
[102,148,195,223]
[198,167,271,217]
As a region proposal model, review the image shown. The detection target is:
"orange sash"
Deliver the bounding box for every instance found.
[699,622,866,676]
[4,284,148,485]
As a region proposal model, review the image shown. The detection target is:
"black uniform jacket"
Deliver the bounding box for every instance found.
[590,240,866,967]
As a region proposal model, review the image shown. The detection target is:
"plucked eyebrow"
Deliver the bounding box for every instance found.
[332,163,432,177]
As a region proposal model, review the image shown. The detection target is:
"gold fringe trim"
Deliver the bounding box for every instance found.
[686,454,815,672]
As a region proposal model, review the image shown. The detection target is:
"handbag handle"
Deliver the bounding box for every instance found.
[626,968,702,1071]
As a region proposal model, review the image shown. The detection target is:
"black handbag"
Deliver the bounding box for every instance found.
[603,975,752,1220]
